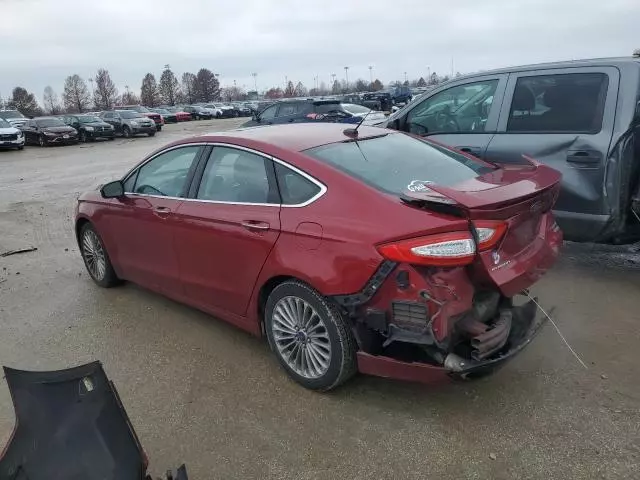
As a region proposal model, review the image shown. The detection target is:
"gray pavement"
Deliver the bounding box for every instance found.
[0,119,638,479]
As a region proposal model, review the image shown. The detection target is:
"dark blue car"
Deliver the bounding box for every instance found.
[242,99,378,127]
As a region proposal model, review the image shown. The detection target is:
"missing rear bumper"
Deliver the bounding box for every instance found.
[356,298,545,383]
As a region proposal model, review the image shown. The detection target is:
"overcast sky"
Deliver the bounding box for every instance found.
[2,0,639,102]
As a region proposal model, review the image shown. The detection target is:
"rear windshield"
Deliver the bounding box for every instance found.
[36,118,65,127]
[119,111,143,119]
[305,133,492,194]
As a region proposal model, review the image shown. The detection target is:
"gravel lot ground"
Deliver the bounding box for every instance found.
[0,119,639,479]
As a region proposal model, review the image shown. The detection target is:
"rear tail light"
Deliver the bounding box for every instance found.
[473,220,507,251]
[377,232,476,267]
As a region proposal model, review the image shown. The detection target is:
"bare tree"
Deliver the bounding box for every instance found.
[62,75,91,113]
[181,73,197,104]
[417,77,427,87]
[284,81,295,98]
[194,68,220,102]
[354,79,368,92]
[294,82,308,97]
[371,79,384,91]
[8,87,41,116]
[43,86,62,114]
[93,69,118,110]
[159,66,180,105]
[121,89,140,105]
[140,73,159,107]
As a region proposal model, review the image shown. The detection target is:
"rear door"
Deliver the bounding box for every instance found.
[396,74,508,159]
[173,145,282,317]
[485,67,619,241]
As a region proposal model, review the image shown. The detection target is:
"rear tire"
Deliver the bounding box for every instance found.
[17,146,24,150]
[265,281,357,391]
[79,223,120,288]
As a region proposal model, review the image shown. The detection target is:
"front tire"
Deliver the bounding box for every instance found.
[265,281,357,391]
[39,135,47,147]
[148,130,155,137]
[79,130,87,142]
[79,223,120,288]
[122,126,132,138]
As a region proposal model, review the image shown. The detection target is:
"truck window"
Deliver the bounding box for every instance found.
[405,80,498,135]
[507,73,608,133]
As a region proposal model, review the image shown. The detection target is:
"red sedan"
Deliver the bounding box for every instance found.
[75,123,562,390]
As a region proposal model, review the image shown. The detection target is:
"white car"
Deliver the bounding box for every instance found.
[0,110,28,128]
[0,117,25,150]
[341,103,387,125]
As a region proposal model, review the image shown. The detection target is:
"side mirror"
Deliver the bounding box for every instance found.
[100,180,125,199]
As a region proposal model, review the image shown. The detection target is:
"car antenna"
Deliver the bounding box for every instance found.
[343,110,371,138]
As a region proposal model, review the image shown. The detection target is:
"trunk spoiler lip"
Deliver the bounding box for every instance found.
[400,155,561,213]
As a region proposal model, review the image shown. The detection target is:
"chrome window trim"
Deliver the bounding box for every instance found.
[121,142,209,186]
[120,141,327,208]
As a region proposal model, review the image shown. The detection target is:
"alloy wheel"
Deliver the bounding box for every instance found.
[272,296,332,379]
[82,229,107,281]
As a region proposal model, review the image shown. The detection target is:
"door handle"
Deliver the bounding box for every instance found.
[458,146,482,157]
[241,221,270,231]
[566,150,602,167]
[153,206,171,218]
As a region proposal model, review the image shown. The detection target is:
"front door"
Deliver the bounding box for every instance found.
[106,145,203,294]
[485,67,619,241]
[395,75,508,159]
[173,145,281,317]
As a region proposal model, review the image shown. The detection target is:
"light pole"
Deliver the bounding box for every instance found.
[344,66,349,92]
[331,73,336,90]
[404,71,408,83]
[88,78,94,107]
[251,72,257,92]
[368,66,373,86]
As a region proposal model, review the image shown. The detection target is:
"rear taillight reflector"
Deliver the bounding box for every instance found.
[377,232,476,267]
[473,220,507,251]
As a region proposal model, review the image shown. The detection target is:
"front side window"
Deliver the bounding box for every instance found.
[259,105,278,121]
[132,146,200,197]
[406,79,498,135]
[506,73,608,133]
[275,163,321,205]
[305,132,493,195]
[277,103,297,117]
[197,147,276,204]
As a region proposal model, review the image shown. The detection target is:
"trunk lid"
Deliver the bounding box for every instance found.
[403,158,563,295]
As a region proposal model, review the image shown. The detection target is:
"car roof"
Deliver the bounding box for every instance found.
[452,56,640,81]
[197,123,393,152]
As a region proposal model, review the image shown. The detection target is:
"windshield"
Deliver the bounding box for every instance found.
[36,118,65,127]
[79,116,101,123]
[155,109,170,114]
[119,111,143,119]
[342,103,371,114]
[0,118,12,128]
[0,110,25,119]
[305,133,492,195]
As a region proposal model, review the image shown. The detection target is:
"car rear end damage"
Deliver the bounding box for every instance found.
[332,159,563,383]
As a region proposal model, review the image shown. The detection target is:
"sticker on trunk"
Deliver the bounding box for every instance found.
[407,180,433,192]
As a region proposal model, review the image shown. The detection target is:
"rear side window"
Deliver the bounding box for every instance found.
[275,163,321,205]
[507,73,608,133]
[305,133,492,195]
[197,147,278,204]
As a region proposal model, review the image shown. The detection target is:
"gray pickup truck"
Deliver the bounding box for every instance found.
[382,56,640,244]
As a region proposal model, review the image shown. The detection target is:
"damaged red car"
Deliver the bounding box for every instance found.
[75,123,562,391]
